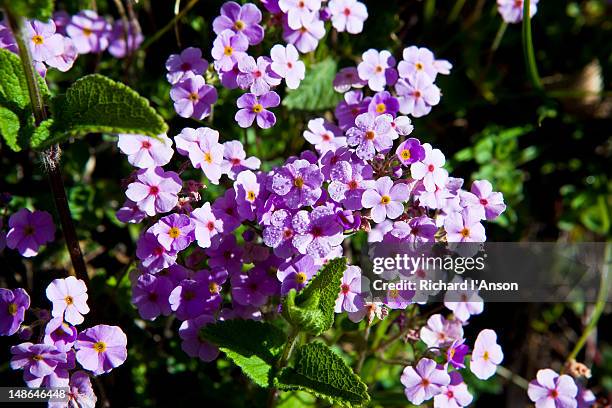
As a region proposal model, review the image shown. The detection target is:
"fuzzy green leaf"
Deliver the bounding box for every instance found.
[46,74,167,148]
[282,58,343,111]
[276,342,370,407]
[1,0,54,20]
[200,319,287,387]
[0,106,22,151]
[282,257,347,336]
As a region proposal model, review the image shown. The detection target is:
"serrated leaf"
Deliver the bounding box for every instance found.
[200,319,287,387]
[0,106,22,151]
[276,342,370,407]
[282,257,347,336]
[29,118,54,149]
[1,0,54,20]
[47,74,167,148]
[282,58,343,111]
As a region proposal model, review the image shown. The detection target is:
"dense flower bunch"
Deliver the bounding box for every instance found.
[0,9,142,76]
[1,277,127,407]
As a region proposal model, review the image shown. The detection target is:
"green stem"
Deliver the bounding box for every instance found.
[447,0,467,23]
[491,21,508,53]
[140,0,200,50]
[355,323,371,374]
[267,329,300,408]
[566,241,611,363]
[521,0,543,91]
[496,365,529,390]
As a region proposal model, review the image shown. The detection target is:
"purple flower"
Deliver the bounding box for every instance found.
[52,371,97,408]
[0,22,17,53]
[131,273,173,320]
[333,67,367,92]
[66,10,110,54]
[410,143,448,192]
[270,44,305,89]
[171,75,218,120]
[221,140,261,179]
[383,287,414,309]
[396,137,424,165]
[460,180,506,221]
[498,0,539,24]
[282,12,325,54]
[271,159,323,209]
[206,235,243,275]
[292,205,344,258]
[346,112,396,160]
[235,91,280,128]
[126,167,182,216]
[75,325,127,375]
[361,177,409,223]
[263,209,297,258]
[235,170,262,220]
[401,358,450,405]
[419,314,464,348]
[446,339,469,369]
[117,133,173,169]
[336,209,361,230]
[0,288,30,336]
[303,118,345,153]
[443,276,484,321]
[328,0,368,34]
[335,265,366,312]
[192,202,224,249]
[357,49,397,92]
[179,315,220,362]
[116,199,146,224]
[434,371,473,408]
[212,190,241,232]
[213,1,264,45]
[528,369,578,408]
[335,90,369,130]
[150,213,195,252]
[279,0,322,29]
[6,208,55,257]
[136,232,178,273]
[10,342,67,380]
[277,254,318,294]
[237,55,281,95]
[328,161,374,210]
[444,209,486,242]
[165,47,209,84]
[43,317,78,352]
[390,215,437,243]
[26,20,64,63]
[469,329,504,380]
[231,268,275,307]
[175,127,224,184]
[212,29,248,71]
[219,63,240,88]
[46,277,89,325]
[169,276,215,320]
[368,91,399,117]
[398,46,438,82]
[108,20,143,58]
[395,76,441,117]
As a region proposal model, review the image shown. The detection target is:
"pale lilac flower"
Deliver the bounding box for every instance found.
[357,49,398,92]
[174,127,224,184]
[192,202,224,249]
[263,209,297,258]
[219,63,240,88]
[116,199,146,224]
[150,214,195,252]
[179,315,220,362]
[136,232,178,273]
[270,43,305,89]
[396,138,424,165]
[21,349,73,388]
[410,143,448,192]
[279,0,322,29]
[0,22,17,53]
[336,209,361,230]
[237,55,281,95]
[66,10,110,54]
[126,167,182,216]
[444,209,486,242]
[117,133,173,169]
[52,371,97,408]
[368,219,393,242]
[212,29,248,71]
[213,1,264,45]
[333,67,367,92]
[234,170,262,220]
[335,90,369,130]
[0,288,30,336]
[271,159,323,209]
[165,47,209,84]
[498,0,538,24]
[470,329,504,380]
[528,369,578,408]
[46,276,89,325]
[443,276,484,322]
[361,177,409,223]
[6,209,55,258]
[460,180,506,221]
[346,112,396,160]
[395,76,441,117]
[368,91,399,117]
[303,118,345,153]
[170,75,218,120]
[45,36,77,72]
[328,0,368,34]
[235,91,280,129]
[383,287,414,309]
[391,116,415,136]
[75,325,127,375]
[43,317,77,352]
[348,301,387,324]
[26,20,64,63]
[419,314,464,348]
[282,12,325,54]
[292,206,344,258]
[108,20,143,58]
[131,273,173,320]
[434,372,473,408]
[10,342,67,380]
[277,255,318,294]
[401,358,450,405]
[221,140,261,179]
[335,265,366,313]
[398,46,438,82]
[577,386,596,408]
[390,216,437,243]
[328,161,374,210]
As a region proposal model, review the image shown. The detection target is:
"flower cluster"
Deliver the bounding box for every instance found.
[2,278,127,407]
[0,9,142,77]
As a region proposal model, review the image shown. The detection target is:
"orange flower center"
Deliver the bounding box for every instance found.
[32,35,44,45]
[188,92,199,101]
[65,296,74,305]
[294,177,304,188]
[223,45,234,56]
[460,228,470,238]
[380,195,391,205]
[375,103,386,113]
[365,130,376,140]
[82,27,93,36]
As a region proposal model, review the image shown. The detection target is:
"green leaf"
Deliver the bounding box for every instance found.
[200,319,287,387]
[283,58,343,111]
[1,0,54,21]
[282,257,347,336]
[46,74,167,149]
[29,118,54,149]
[0,106,22,151]
[276,342,370,407]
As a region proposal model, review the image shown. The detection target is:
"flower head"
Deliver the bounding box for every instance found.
[346,112,396,160]
[46,277,89,325]
[271,159,323,209]
[75,325,127,375]
[136,232,178,273]
[150,213,195,252]
[498,0,539,24]
[165,47,209,84]
[270,44,305,89]
[434,371,473,408]
[213,1,264,45]
[235,91,280,128]
[192,202,224,249]
[396,138,424,165]
[10,342,67,380]
[221,140,262,179]
[335,265,366,313]
[117,133,174,169]
[179,315,220,362]
[368,91,399,117]
[419,314,464,348]
[446,339,470,369]
[398,46,438,82]
[470,329,504,380]
[43,317,78,352]
[444,208,486,242]
[282,12,325,53]
[361,177,409,223]
[126,167,182,216]
[277,255,318,294]
[66,10,110,54]
[410,143,448,192]
[527,369,578,408]
[328,0,368,34]
[279,0,322,29]
[6,209,55,257]
[357,49,398,92]
[303,118,345,153]
[401,358,450,405]
[460,180,506,221]
[328,161,374,210]
[0,288,30,336]
[131,273,173,320]
[333,67,367,92]
[212,29,249,71]
[175,127,224,184]
[26,20,64,63]
[395,76,441,117]
[108,20,143,58]
[171,75,218,120]
[237,55,281,95]
[291,206,344,258]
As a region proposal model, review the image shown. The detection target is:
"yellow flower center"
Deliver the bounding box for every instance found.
[380,195,391,205]
[234,20,245,30]
[32,354,43,361]
[415,62,424,70]
[247,191,256,202]
[252,103,264,113]
[389,289,399,299]
[293,177,304,188]
[93,341,107,353]
[204,152,213,163]
[460,228,470,238]
[401,149,411,160]
[8,303,18,316]
[375,103,386,113]
[449,348,456,358]
[295,272,308,284]
[209,282,219,294]
[168,227,181,239]
[223,45,234,56]
[483,351,490,361]
[32,35,44,45]
[65,296,74,305]
[82,27,93,36]
[188,92,199,102]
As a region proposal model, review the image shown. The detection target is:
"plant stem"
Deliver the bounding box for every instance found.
[521,0,543,91]
[140,0,200,50]
[491,21,508,53]
[355,323,371,374]
[267,329,299,408]
[566,241,611,363]
[496,365,529,390]
[5,9,89,283]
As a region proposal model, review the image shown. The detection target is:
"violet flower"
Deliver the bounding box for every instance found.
[75,325,128,375]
